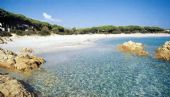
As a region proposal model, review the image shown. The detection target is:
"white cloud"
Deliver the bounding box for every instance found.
[43,12,62,23]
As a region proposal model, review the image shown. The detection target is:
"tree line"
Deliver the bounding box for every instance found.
[75,25,168,34]
[0,8,66,36]
[0,8,169,36]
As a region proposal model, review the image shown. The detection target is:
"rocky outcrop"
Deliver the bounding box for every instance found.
[0,37,12,44]
[155,41,170,61]
[0,74,35,97]
[0,48,45,71]
[0,37,6,44]
[118,41,148,56]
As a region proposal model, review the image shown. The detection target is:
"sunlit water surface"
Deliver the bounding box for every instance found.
[1,37,170,97]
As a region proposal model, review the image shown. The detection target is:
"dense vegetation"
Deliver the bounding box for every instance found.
[0,31,11,37]
[0,8,169,36]
[76,25,168,34]
[0,8,65,36]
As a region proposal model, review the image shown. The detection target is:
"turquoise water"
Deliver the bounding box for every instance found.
[1,37,170,97]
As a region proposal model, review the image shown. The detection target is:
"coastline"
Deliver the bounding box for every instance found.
[0,33,170,54]
[0,33,170,96]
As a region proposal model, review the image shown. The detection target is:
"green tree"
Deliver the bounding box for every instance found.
[39,26,51,35]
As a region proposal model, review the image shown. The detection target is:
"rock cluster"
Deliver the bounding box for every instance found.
[155,41,170,61]
[0,74,35,97]
[0,48,45,71]
[0,37,12,44]
[118,41,148,56]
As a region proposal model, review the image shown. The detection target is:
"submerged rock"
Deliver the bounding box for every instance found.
[0,38,5,44]
[0,48,45,71]
[118,41,148,56]
[0,74,35,97]
[155,41,170,61]
[21,48,33,54]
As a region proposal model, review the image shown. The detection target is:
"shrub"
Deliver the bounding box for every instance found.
[0,31,12,36]
[144,26,164,33]
[38,26,51,36]
[13,30,25,36]
[52,28,59,34]
[38,30,51,36]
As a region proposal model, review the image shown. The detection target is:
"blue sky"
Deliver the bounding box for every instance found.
[0,0,170,28]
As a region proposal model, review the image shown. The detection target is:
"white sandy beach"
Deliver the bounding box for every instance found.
[0,33,170,54]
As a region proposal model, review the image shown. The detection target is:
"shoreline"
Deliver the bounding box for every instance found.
[0,33,170,54]
[0,33,170,97]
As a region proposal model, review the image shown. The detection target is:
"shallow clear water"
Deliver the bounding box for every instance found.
[1,37,170,97]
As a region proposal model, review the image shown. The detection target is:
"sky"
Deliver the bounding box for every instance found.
[0,0,170,28]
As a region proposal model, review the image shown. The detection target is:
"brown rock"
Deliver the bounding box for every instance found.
[14,54,45,71]
[0,74,35,97]
[118,41,148,56]
[0,48,45,71]
[155,41,170,61]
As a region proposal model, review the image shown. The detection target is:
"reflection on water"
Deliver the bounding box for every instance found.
[1,37,170,97]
